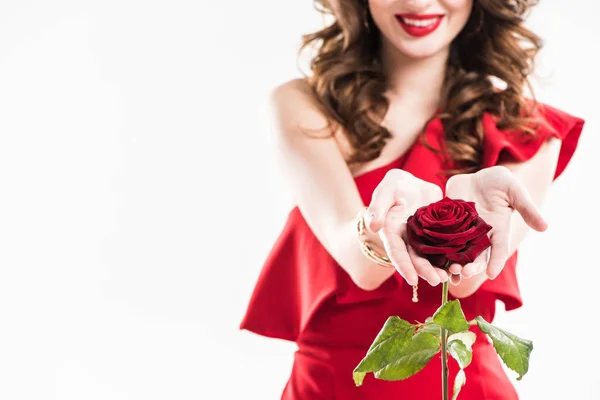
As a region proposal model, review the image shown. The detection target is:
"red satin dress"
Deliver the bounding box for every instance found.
[240,103,584,399]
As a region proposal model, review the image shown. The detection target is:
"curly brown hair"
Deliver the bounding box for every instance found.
[299,0,543,174]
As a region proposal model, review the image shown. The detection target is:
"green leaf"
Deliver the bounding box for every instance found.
[373,331,441,381]
[366,317,414,353]
[447,331,476,370]
[475,316,533,380]
[420,322,441,336]
[448,331,477,351]
[448,340,472,369]
[353,317,416,386]
[433,300,469,333]
[452,369,466,400]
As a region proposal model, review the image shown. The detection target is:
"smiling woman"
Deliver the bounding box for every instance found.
[239,0,585,399]
[373,0,472,55]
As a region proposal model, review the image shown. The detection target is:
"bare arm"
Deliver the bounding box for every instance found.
[447,137,561,298]
[270,79,396,290]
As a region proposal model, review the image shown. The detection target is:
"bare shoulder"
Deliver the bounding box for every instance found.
[271,77,313,100]
[269,78,336,138]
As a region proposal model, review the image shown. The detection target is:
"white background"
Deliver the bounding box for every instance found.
[0,1,597,399]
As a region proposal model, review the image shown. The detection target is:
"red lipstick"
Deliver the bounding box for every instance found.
[395,14,444,38]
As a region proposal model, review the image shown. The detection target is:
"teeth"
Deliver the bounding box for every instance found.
[402,17,439,27]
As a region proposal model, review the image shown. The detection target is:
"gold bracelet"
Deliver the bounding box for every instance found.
[356,207,394,268]
[356,207,419,302]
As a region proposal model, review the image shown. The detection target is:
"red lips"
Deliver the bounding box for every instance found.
[395,14,444,37]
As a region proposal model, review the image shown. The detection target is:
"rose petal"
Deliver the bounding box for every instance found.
[449,211,478,233]
[419,214,474,233]
[445,251,473,265]
[407,229,446,249]
[418,200,477,233]
[411,242,466,255]
[461,201,478,213]
[428,198,445,216]
[447,234,492,264]
[437,205,452,218]
[426,254,448,268]
[407,217,428,248]
[424,218,492,244]
[408,219,455,246]
[421,227,472,241]
[420,211,469,229]
[406,215,423,234]
[432,199,463,221]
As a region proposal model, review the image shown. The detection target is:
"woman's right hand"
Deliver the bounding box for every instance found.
[365,169,447,287]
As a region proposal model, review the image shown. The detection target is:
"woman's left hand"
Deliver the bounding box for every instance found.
[444,166,548,280]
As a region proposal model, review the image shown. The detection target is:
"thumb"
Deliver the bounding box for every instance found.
[366,188,397,233]
[507,179,548,232]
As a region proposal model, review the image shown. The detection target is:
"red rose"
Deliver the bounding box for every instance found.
[406,197,492,269]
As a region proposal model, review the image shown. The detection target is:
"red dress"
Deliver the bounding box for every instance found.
[240,104,584,399]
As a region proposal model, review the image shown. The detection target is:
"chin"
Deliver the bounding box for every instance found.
[395,41,449,60]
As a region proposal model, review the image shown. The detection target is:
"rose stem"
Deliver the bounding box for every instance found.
[441,280,449,400]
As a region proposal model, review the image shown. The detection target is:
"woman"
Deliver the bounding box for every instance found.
[241,0,585,398]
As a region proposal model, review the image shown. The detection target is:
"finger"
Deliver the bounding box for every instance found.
[424,183,444,205]
[448,263,462,285]
[448,263,463,275]
[379,227,419,286]
[366,182,398,233]
[407,246,440,286]
[507,179,548,232]
[436,268,449,283]
[449,274,462,286]
[487,233,508,280]
[462,249,489,279]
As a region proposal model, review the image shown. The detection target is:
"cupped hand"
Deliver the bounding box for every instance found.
[445,166,548,280]
[365,169,447,286]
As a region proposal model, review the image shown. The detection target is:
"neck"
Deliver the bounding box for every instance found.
[379,38,450,110]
